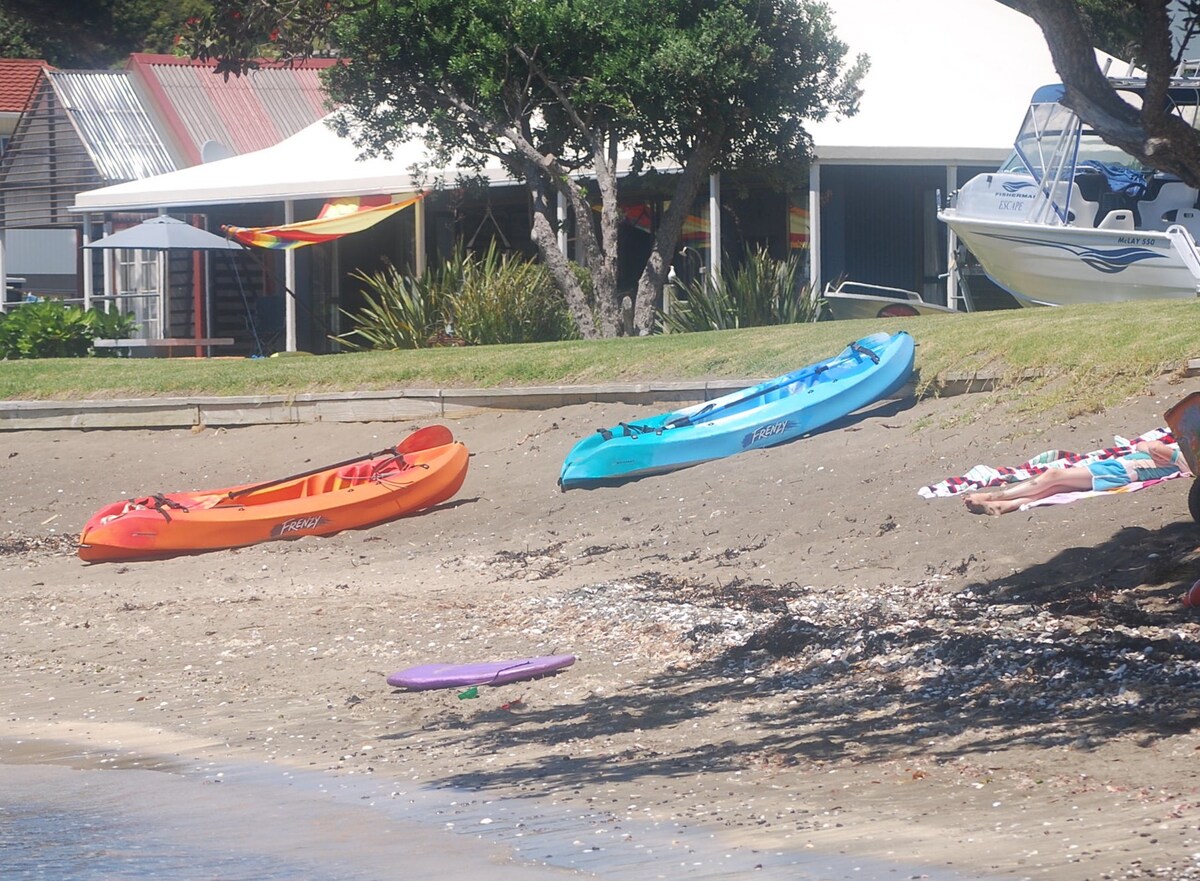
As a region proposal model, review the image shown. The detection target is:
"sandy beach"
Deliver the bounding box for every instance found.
[5,376,1200,880]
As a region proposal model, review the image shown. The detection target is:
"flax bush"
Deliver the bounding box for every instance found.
[337,245,576,350]
[658,248,821,333]
[446,244,578,345]
[336,266,447,351]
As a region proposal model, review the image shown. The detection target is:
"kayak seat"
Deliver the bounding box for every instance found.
[327,455,408,492]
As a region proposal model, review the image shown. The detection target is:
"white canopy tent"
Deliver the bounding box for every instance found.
[72,115,700,350]
[73,119,516,212]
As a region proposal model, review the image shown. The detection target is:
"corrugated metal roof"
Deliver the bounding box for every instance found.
[128,54,335,166]
[49,70,177,181]
[0,70,177,227]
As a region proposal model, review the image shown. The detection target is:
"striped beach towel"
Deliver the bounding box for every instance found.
[917,428,1178,499]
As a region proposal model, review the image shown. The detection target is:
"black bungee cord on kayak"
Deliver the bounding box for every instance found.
[134,494,189,522]
[596,421,663,440]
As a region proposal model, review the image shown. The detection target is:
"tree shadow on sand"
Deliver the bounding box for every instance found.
[385,507,1200,801]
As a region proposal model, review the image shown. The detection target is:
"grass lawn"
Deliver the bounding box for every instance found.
[2,300,1199,418]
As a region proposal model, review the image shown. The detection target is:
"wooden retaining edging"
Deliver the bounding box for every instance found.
[2,363,1194,431]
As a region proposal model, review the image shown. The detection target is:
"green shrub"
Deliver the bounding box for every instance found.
[658,248,822,333]
[337,245,577,350]
[447,243,577,346]
[336,266,448,351]
[0,301,138,359]
[88,306,140,346]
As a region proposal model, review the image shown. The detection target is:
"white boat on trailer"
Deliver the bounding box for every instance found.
[939,77,1200,307]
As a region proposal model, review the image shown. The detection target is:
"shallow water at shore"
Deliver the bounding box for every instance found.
[1,744,994,881]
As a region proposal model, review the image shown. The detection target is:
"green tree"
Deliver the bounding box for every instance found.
[1075,0,1143,60]
[998,1,1200,188]
[0,0,211,67]
[181,0,865,338]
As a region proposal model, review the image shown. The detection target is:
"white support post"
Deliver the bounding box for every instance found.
[945,164,960,311]
[205,246,214,356]
[102,217,114,314]
[708,173,721,283]
[414,195,426,276]
[81,215,93,310]
[0,227,7,313]
[331,237,341,341]
[102,218,114,313]
[284,200,297,352]
[808,163,822,292]
[157,250,167,338]
[556,190,569,257]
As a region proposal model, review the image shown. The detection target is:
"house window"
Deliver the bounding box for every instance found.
[114,248,162,338]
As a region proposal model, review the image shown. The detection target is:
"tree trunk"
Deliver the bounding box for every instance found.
[525,167,600,339]
[1002,0,1200,188]
[541,159,622,337]
[632,138,721,334]
[591,136,623,335]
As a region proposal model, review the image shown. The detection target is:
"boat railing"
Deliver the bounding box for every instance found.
[1165,225,1200,290]
[824,280,925,303]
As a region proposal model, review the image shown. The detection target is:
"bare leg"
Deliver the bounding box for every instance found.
[963,465,1094,515]
[963,475,1039,502]
[964,495,1025,516]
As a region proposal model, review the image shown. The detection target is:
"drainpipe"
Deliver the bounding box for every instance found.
[0,227,7,313]
[414,194,426,276]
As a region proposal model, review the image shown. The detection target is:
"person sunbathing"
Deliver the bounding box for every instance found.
[963,439,1183,515]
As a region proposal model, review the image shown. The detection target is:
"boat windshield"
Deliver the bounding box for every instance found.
[999,101,1080,178]
[996,87,1163,224]
[999,82,1197,179]
[999,132,1147,177]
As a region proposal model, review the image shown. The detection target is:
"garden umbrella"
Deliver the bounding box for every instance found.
[83,215,245,252]
[84,216,245,352]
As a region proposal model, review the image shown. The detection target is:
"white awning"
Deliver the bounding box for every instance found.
[73,118,513,212]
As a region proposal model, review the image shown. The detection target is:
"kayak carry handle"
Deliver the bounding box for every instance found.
[850,341,880,364]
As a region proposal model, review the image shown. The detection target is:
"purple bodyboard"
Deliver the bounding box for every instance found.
[387,654,576,690]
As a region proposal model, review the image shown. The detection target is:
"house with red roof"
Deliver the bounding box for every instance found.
[0,54,337,334]
[0,58,55,296]
[0,58,44,151]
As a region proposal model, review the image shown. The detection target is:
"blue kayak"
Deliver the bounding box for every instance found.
[559,331,914,489]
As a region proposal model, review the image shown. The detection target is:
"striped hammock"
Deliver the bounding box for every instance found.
[224,193,425,250]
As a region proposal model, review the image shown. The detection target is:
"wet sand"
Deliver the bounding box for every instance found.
[4,377,1200,879]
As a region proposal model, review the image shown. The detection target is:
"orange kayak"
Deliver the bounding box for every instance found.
[78,427,468,563]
